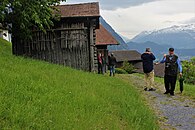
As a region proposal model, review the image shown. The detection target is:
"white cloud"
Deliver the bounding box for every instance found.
[63,0,195,39]
[101,0,195,38]
[64,0,163,10]
[181,17,195,24]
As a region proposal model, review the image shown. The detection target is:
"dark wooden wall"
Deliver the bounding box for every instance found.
[12,17,99,71]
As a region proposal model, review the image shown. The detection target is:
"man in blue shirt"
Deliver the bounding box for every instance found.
[159,48,182,96]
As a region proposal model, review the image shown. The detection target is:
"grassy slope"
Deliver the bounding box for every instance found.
[0,38,159,130]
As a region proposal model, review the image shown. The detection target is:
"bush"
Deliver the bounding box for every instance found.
[190,57,195,64]
[121,61,135,74]
[182,57,195,84]
[115,68,128,74]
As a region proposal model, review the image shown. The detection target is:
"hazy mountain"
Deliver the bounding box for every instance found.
[127,41,172,60]
[131,24,195,49]
[119,34,131,43]
[127,41,195,60]
[100,17,129,50]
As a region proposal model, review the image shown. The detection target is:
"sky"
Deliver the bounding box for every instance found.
[63,0,195,39]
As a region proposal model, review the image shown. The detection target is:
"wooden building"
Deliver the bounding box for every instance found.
[110,50,142,70]
[95,24,119,63]
[12,2,100,72]
[110,50,166,77]
[154,64,165,77]
[136,62,165,77]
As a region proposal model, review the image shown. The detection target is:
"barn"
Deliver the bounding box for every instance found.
[12,2,100,72]
[110,50,143,70]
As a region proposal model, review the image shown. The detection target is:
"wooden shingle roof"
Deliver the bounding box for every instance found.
[110,50,142,62]
[96,24,119,46]
[55,2,100,18]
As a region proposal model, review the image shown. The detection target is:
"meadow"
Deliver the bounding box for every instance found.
[0,38,159,130]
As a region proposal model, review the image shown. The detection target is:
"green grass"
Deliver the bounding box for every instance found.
[0,38,159,130]
[134,73,195,99]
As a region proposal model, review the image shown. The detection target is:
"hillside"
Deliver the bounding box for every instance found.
[0,38,158,129]
[100,17,129,50]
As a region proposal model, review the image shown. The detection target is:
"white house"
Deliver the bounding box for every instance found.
[0,29,11,42]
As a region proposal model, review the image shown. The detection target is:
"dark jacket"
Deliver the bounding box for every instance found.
[141,53,156,73]
[109,56,117,66]
[165,55,178,76]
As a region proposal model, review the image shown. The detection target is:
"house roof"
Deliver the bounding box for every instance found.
[55,2,100,18]
[110,50,142,62]
[96,24,119,46]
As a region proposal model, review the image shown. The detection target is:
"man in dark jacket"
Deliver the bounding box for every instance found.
[109,53,117,76]
[141,48,156,91]
[159,48,182,96]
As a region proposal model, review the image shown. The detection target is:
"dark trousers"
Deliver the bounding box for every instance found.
[164,75,177,94]
[98,63,102,74]
[109,65,115,76]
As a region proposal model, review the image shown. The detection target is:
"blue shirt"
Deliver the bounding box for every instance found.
[160,57,182,73]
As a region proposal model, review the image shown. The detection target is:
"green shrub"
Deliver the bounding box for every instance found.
[115,68,128,74]
[182,57,195,84]
[121,61,135,74]
[190,57,195,64]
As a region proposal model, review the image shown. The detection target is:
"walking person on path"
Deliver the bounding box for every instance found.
[158,48,182,96]
[98,53,103,74]
[141,48,156,91]
[108,53,117,76]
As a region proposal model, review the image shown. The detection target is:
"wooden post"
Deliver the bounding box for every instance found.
[89,21,95,72]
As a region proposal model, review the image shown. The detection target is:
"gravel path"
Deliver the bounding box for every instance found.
[118,74,195,130]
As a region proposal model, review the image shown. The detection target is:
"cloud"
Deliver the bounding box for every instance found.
[63,0,195,38]
[182,17,195,24]
[149,0,195,15]
[65,0,162,10]
[101,0,195,38]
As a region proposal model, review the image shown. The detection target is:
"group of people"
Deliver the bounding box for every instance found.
[141,48,182,96]
[98,47,182,96]
[98,53,117,76]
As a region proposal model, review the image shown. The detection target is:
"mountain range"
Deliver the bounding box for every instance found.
[100,18,195,60]
[131,24,195,49]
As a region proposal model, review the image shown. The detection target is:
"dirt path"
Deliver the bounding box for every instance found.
[117,74,195,130]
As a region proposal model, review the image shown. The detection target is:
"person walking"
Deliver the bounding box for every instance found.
[159,48,182,96]
[109,53,117,76]
[98,53,103,74]
[141,48,156,91]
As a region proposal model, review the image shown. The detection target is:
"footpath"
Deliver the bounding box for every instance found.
[118,74,195,130]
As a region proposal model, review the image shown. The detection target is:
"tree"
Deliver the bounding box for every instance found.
[0,0,65,39]
[191,57,195,64]
[121,61,135,74]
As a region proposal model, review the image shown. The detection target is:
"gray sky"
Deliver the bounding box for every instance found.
[64,0,195,39]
